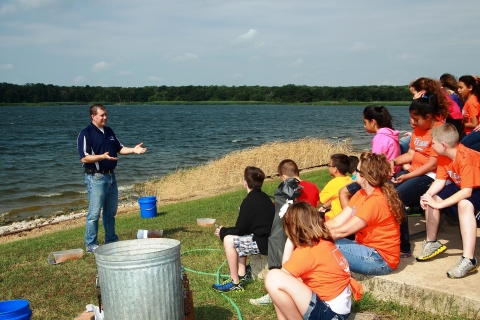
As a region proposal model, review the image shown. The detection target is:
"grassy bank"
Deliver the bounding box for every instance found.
[0,168,473,319]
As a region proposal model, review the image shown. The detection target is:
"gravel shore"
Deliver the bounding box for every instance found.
[0,201,138,236]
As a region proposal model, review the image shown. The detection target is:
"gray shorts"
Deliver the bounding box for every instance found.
[233,234,260,257]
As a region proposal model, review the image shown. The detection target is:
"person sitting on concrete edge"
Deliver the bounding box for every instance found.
[212,166,275,292]
[265,201,362,319]
[319,154,355,220]
[250,159,319,306]
[417,123,480,278]
[325,151,403,275]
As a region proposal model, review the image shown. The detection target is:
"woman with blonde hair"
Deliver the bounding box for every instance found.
[325,151,403,275]
[265,201,362,320]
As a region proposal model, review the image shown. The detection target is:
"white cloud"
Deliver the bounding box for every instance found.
[117,70,132,77]
[396,53,421,60]
[73,76,86,84]
[232,73,242,78]
[171,53,198,62]
[0,63,14,70]
[349,41,374,52]
[148,76,163,82]
[249,55,261,61]
[92,61,110,73]
[232,29,258,44]
[289,58,303,68]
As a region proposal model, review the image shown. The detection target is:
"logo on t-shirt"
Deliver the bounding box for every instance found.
[447,170,461,185]
[332,247,350,274]
[414,137,430,151]
[108,136,115,141]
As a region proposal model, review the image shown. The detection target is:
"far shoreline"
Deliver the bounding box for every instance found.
[0,100,411,107]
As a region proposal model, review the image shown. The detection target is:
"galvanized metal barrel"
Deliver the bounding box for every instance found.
[95,238,183,320]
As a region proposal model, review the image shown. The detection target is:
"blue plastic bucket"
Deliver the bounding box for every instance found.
[0,300,32,320]
[138,196,157,218]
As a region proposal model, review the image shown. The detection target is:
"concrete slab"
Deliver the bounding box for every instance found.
[354,216,480,319]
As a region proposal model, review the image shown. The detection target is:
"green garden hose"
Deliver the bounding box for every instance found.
[181,248,243,320]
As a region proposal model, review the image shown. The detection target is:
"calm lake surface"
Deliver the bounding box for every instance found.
[0,105,411,221]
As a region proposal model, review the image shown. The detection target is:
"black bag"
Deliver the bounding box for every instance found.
[280,178,304,200]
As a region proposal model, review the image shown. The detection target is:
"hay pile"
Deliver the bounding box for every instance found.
[137,138,353,203]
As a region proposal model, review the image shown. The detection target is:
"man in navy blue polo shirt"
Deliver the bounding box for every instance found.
[77,104,147,252]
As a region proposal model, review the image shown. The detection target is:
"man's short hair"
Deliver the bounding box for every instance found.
[330,154,350,175]
[431,123,459,147]
[244,166,265,189]
[90,104,106,116]
[277,159,300,178]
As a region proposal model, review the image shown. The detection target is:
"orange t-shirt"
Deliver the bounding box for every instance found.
[283,240,352,301]
[348,188,400,269]
[436,144,480,188]
[408,122,442,172]
[463,95,480,134]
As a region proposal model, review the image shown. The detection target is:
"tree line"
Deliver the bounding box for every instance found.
[0,82,412,104]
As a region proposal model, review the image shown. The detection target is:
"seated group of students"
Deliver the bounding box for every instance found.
[211,74,480,320]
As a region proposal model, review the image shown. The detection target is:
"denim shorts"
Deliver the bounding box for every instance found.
[303,292,349,320]
[346,182,361,196]
[232,234,260,257]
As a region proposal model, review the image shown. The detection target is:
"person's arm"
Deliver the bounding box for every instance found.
[420,179,446,210]
[391,148,414,167]
[118,142,147,155]
[464,116,479,129]
[325,205,368,240]
[81,152,118,163]
[282,238,295,265]
[393,156,437,184]
[338,186,352,209]
[422,187,473,210]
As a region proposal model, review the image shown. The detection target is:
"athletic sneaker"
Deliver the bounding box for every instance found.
[249,293,272,306]
[240,265,252,282]
[212,279,244,292]
[446,257,478,279]
[415,240,447,261]
[222,265,252,283]
[86,244,99,253]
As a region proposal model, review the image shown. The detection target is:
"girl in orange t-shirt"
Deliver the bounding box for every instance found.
[265,201,362,320]
[458,75,480,135]
[458,75,480,153]
[390,92,446,256]
[325,152,403,275]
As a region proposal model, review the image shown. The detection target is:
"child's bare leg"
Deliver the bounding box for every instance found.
[425,195,442,241]
[458,199,477,259]
[238,256,247,276]
[265,269,311,320]
[223,235,240,283]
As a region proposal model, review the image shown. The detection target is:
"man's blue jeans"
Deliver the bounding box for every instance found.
[85,173,119,248]
[335,238,394,275]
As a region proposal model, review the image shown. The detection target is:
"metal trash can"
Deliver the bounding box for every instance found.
[95,239,183,320]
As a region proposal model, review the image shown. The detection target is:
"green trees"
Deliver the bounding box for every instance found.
[0,82,411,104]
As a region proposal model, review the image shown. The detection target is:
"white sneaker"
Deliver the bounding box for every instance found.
[249,293,272,306]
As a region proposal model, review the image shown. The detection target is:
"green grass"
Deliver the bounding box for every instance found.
[0,169,473,319]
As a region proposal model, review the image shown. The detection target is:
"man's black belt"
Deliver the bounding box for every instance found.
[85,168,114,174]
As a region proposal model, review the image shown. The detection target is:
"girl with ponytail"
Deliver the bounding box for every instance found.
[410,77,464,139]
[390,92,443,257]
[325,151,402,275]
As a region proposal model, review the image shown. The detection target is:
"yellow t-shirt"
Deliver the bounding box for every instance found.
[320,176,352,220]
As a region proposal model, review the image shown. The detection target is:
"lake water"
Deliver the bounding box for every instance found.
[0,104,411,222]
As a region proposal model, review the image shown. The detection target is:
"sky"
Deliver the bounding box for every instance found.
[0,0,479,87]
